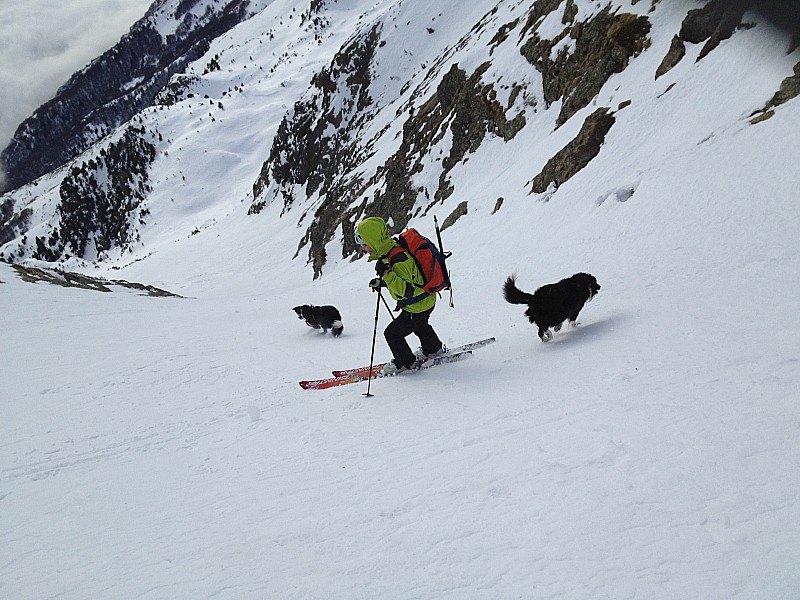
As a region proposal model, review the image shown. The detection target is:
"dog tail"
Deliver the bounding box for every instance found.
[331,320,344,337]
[503,275,535,305]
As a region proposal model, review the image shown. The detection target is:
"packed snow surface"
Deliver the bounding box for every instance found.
[2,0,800,598]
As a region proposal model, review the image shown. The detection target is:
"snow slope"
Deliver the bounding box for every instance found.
[2,0,800,598]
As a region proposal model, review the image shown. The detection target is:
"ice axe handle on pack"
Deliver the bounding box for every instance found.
[434,215,454,308]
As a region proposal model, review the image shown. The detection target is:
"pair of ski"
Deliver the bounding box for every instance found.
[299,337,495,390]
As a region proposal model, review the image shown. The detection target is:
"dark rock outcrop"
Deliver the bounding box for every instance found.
[521,8,650,126]
[750,60,800,122]
[8,263,182,296]
[656,0,755,78]
[531,107,616,194]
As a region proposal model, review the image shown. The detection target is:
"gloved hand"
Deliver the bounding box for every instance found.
[375,260,389,276]
[369,277,385,290]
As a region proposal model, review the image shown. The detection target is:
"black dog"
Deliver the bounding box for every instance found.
[293,305,344,337]
[503,273,600,342]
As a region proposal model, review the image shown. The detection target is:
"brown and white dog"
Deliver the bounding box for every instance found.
[293,305,344,337]
[503,273,600,342]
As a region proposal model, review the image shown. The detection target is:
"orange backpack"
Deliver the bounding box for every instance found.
[388,228,451,307]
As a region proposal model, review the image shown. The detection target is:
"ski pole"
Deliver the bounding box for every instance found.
[363,288,382,397]
[379,290,396,319]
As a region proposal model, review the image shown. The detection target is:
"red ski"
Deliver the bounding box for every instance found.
[299,350,474,390]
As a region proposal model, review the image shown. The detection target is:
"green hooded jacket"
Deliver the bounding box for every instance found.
[357,217,436,313]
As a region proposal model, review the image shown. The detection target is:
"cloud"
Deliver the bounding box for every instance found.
[0,0,153,184]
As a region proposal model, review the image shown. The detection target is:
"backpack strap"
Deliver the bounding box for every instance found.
[386,246,407,267]
[396,291,431,308]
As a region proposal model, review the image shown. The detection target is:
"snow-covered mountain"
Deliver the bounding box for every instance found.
[1,0,797,275]
[2,0,800,598]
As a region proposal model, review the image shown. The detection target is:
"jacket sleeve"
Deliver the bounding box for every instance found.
[382,252,426,302]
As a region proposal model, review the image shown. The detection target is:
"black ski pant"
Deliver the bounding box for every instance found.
[385,306,442,369]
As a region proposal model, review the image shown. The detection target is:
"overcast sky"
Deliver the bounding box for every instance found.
[0,0,152,188]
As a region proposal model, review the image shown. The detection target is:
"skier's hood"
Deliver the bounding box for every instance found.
[357,217,396,260]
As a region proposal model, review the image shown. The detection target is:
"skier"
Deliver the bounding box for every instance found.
[355,216,445,375]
